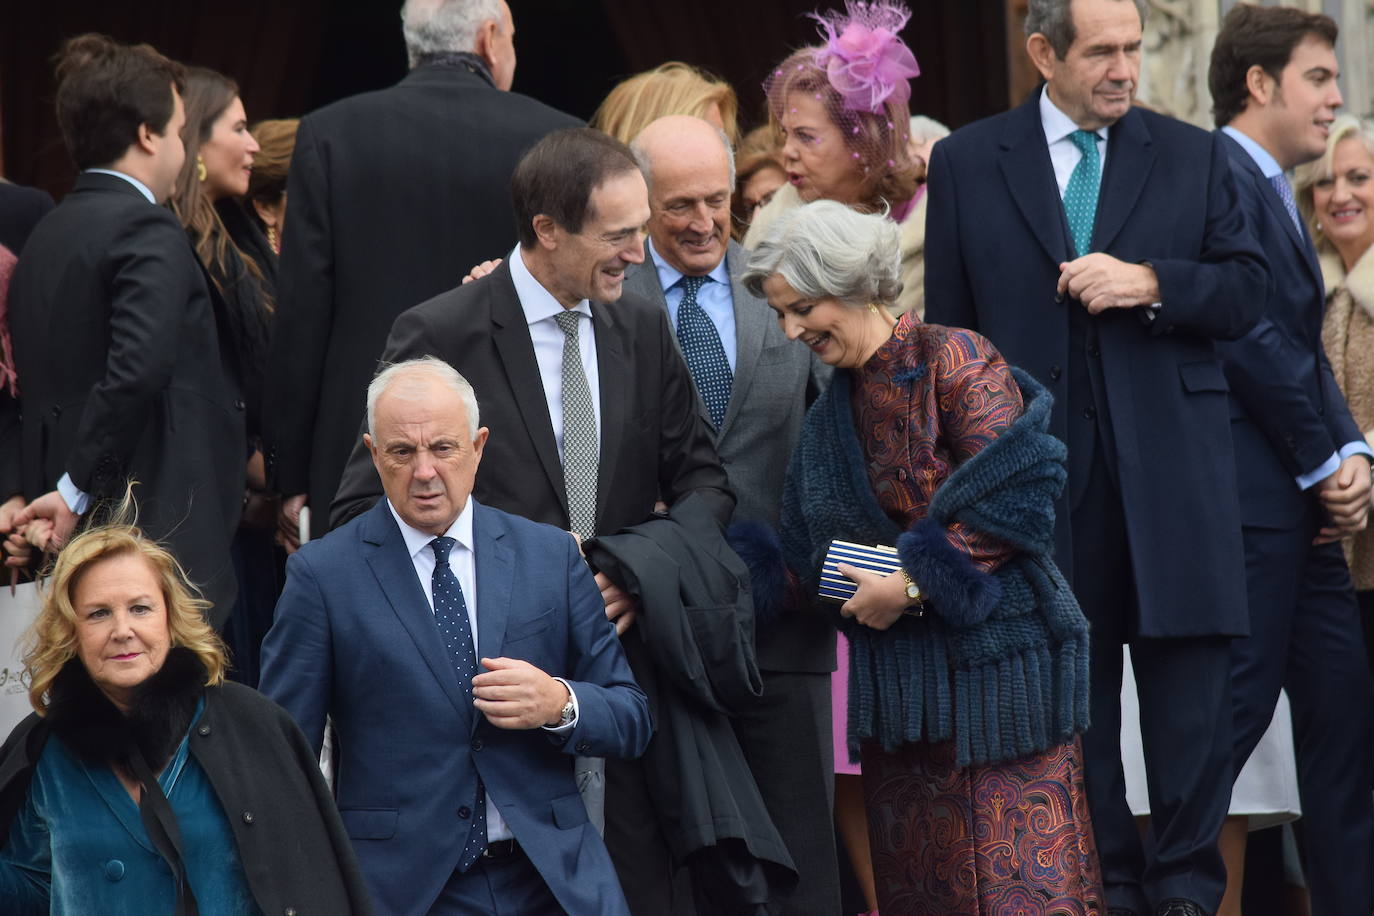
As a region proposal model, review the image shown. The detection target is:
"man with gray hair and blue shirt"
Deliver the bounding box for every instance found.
[263,0,577,552]
[925,0,1268,913]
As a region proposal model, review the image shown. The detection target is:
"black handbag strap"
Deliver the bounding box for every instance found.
[129,750,200,916]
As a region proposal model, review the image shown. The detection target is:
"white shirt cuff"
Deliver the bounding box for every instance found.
[1339,441,1374,463]
[540,677,579,734]
[56,473,90,515]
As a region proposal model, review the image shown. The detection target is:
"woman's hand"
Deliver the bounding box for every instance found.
[838,563,913,631]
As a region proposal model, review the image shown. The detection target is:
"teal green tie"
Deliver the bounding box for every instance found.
[1064,129,1100,258]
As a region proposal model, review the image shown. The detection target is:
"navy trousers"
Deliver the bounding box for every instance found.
[1231,508,1374,916]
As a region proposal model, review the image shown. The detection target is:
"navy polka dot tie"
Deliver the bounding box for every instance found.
[430,536,487,870]
[1064,129,1101,258]
[674,275,732,429]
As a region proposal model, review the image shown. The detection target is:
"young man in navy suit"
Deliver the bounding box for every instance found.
[1209,6,1374,912]
[925,0,1268,912]
[261,358,650,915]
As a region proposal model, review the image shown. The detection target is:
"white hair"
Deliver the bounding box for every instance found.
[742,200,903,307]
[630,120,737,193]
[366,357,481,440]
[907,115,950,146]
[400,0,503,68]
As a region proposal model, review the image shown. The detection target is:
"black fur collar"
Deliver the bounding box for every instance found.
[46,646,206,775]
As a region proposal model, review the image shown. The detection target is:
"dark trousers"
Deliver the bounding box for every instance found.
[604,670,834,915]
[1074,455,1233,914]
[431,847,564,915]
[1231,514,1374,916]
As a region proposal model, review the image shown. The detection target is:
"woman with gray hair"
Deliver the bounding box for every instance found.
[743,200,1103,913]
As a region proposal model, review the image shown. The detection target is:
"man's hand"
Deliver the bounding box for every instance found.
[1057,254,1160,314]
[461,258,504,285]
[837,563,911,631]
[277,493,308,554]
[1314,455,1373,544]
[0,494,24,537]
[13,490,78,552]
[595,571,639,635]
[472,657,569,729]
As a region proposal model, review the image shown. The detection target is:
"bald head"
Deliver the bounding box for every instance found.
[631,115,734,276]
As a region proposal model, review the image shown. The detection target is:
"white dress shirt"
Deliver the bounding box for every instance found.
[508,245,602,461]
[1220,126,1374,490]
[648,238,738,372]
[385,498,579,844]
[1039,86,1109,197]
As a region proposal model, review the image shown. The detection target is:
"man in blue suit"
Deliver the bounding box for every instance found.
[1209,6,1374,912]
[925,1,1267,913]
[260,357,651,915]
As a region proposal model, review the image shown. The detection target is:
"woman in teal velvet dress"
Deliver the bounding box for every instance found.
[0,498,372,914]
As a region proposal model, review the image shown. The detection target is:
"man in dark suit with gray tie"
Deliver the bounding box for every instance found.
[924,0,1268,913]
[621,115,837,915]
[1209,6,1374,911]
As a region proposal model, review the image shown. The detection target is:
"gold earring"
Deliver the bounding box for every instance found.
[266,225,280,254]
[196,155,207,182]
[867,303,880,314]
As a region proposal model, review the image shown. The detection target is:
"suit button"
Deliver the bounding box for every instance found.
[104,859,125,881]
[458,806,471,819]
[1049,366,1062,381]
[242,811,255,825]
[284,909,297,916]
[471,738,483,751]
[198,725,211,736]
[1083,407,1097,420]
[234,398,246,411]
[576,741,591,753]
[50,405,61,417]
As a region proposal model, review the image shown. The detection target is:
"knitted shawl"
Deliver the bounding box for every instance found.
[780,366,1090,767]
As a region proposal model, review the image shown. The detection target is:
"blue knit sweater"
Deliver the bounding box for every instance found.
[780,367,1090,767]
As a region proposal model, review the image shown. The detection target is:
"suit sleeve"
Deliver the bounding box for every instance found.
[264,118,334,496]
[922,141,980,332]
[549,533,651,759]
[259,548,335,753]
[653,307,735,524]
[1148,132,1268,341]
[64,210,198,493]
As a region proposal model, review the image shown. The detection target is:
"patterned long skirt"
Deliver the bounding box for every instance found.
[860,736,1104,915]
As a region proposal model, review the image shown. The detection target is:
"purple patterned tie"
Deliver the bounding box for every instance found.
[1269,173,1304,235]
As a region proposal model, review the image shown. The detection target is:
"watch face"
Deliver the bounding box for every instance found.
[905,583,920,599]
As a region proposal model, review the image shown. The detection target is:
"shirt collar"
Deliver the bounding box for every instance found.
[387,496,475,562]
[647,237,731,293]
[84,168,156,204]
[509,245,592,325]
[1221,125,1283,178]
[1039,85,1107,147]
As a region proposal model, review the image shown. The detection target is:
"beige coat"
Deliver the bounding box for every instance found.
[1320,244,1374,590]
[742,182,927,318]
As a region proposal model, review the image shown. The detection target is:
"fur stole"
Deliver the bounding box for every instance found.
[45,646,206,776]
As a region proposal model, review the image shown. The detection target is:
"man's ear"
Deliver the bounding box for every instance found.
[1244,64,1274,110]
[135,122,159,157]
[531,214,559,251]
[474,17,500,74]
[1026,33,1058,83]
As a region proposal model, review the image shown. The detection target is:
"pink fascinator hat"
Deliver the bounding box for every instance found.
[810,1,920,114]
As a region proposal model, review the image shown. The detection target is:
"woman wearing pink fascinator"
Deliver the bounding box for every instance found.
[744,2,932,317]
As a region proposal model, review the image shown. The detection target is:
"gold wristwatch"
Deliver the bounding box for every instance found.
[899,569,925,616]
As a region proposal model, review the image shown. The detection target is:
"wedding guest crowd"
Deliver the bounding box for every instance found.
[2,0,1373,914]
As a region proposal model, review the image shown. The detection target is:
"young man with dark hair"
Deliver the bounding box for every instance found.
[7,35,246,623]
[1210,6,1374,912]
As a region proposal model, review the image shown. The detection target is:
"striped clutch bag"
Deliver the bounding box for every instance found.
[818,540,902,604]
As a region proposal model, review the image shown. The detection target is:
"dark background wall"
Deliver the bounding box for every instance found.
[2,0,1009,199]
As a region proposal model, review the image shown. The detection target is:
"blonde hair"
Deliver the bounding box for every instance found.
[1295,114,1374,252]
[23,487,227,714]
[592,62,739,147]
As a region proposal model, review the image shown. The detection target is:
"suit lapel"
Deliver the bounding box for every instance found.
[592,300,627,529]
[1093,109,1155,253]
[360,502,472,723]
[471,502,514,735]
[489,266,566,509]
[1220,131,1324,293]
[721,241,765,438]
[997,96,1074,265]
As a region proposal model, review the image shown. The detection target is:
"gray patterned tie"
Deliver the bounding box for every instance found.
[553,310,598,540]
[1269,173,1304,235]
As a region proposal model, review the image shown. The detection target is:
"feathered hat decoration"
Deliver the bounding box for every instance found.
[810,1,921,114]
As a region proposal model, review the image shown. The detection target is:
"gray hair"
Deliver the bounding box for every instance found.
[366,357,481,440]
[401,0,503,68]
[907,115,950,146]
[1294,114,1374,248]
[1025,0,1148,59]
[741,200,903,308]
[630,123,737,195]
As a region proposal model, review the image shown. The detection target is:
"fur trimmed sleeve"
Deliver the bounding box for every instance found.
[896,517,1003,627]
